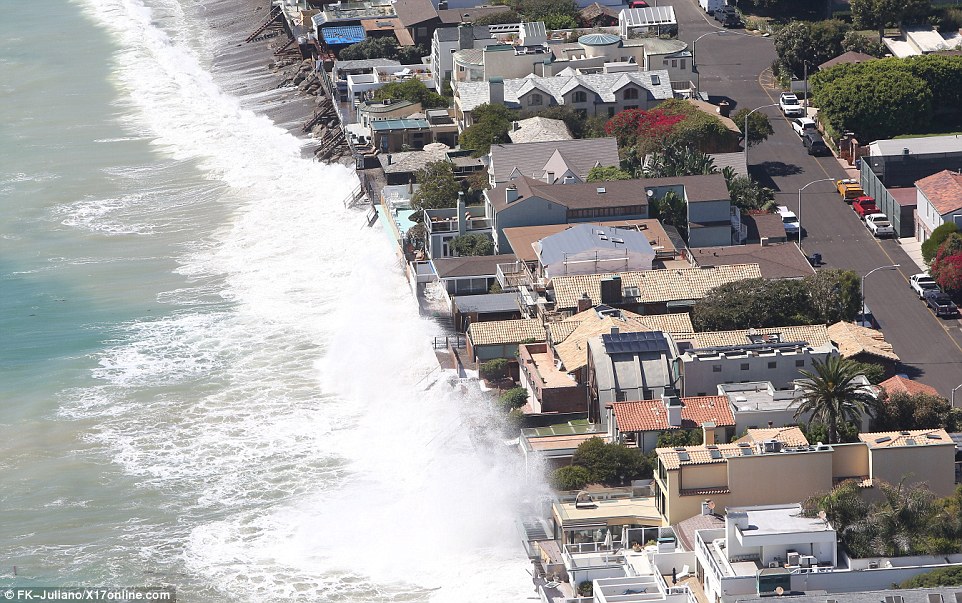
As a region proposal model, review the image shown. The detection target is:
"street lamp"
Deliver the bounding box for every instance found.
[692,31,728,94]
[952,382,962,408]
[860,264,900,323]
[797,178,835,251]
[743,103,778,170]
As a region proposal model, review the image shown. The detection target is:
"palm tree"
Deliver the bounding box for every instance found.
[794,356,875,444]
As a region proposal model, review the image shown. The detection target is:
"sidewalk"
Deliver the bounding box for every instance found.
[897,237,927,272]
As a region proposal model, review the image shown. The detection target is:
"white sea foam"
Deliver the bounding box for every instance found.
[63,0,539,600]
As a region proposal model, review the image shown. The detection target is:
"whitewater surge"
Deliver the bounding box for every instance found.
[49,0,541,600]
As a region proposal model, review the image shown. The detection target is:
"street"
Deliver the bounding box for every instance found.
[666,0,962,396]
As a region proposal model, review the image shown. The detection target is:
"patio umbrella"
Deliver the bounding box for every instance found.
[604,528,613,550]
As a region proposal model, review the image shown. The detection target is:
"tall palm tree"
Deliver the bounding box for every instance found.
[794,356,875,444]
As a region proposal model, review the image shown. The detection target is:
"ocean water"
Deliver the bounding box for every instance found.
[0,0,537,601]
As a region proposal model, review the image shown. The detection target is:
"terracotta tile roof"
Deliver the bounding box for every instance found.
[656,443,745,470]
[916,170,962,216]
[691,325,831,349]
[827,322,899,362]
[859,428,952,449]
[673,512,725,550]
[879,375,941,398]
[737,426,809,447]
[551,264,762,311]
[467,318,546,346]
[548,308,692,371]
[612,396,735,433]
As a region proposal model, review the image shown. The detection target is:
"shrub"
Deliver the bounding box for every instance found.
[551,465,592,490]
[923,222,959,264]
[578,581,594,597]
[505,408,526,434]
[450,233,494,256]
[900,563,962,587]
[571,437,652,486]
[846,360,885,385]
[499,387,529,411]
[480,358,509,382]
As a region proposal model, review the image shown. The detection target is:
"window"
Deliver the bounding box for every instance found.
[624,105,638,111]
[740,363,750,371]
[616,391,628,401]
[712,365,722,373]
[796,359,805,367]
[680,59,687,69]
[573,91,587,103]
[768,361,777,369]
[623,87,639,100]
[671,59,677,68]
[607,107,616,117]
[663,59,669,66]
[546,171,554,182]
[529,93,543,106]
[651,75,661,85]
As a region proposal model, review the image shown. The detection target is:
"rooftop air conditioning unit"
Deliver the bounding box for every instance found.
[800,555,816,568]
[786,552,800,566]
[762,440,782,453]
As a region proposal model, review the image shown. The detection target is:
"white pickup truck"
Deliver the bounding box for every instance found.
[865,213,895,238]
[776,205,800,237]
[910,273,939,299]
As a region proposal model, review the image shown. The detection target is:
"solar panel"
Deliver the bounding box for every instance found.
[906,438,917,446]
[741,448,753,456]
[710,449,722,460]
[926,433,942,440]
[875,436,891,443]
[677,451,690,462]
[601,331,671,355]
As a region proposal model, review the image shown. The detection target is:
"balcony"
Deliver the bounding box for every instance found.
[497,261,532,290]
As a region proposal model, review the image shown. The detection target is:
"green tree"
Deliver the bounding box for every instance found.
[643,145,717,178]
[732,107,775,148]
[852,0,932,41]
[551,465,592,490]
[846,360,886,385]
[773,20,849,77]
[650,190,687,230]
[480,358,510,382]
[459,104,515,156]
[873,390,953,431]
[338,37,400,61]
[806,269,861,324]
[571,437,652,486]
[841,30,886,57]
[450,233,494,256]
[656,429,703,448]
[923,222,961,264]
[802,479,870,541]
[793,356,875,444]
[499,387,529,410]
[412,161,460,210]
[473,9,522,26]
[692,278,813,331]
[724,168,776,212]
[374,78,448,109]
[901,566,962,588]
[587,166,633,182]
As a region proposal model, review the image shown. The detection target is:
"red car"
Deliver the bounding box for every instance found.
[852,196,878,217]
[628,1,650,7]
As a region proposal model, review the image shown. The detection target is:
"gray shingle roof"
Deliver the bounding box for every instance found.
[457,71,674,113]
[489,138,619,184]
[434,24,490,42]
[431,254,516,279]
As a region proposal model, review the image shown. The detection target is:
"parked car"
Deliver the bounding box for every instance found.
[790,117,817,137]
[699,0,725,15]
[628,0,650,7]
[865,213,895,238]
[836,179,864,202]
[779,93,804,117]
[803,132,830,156]
[924,289,960,317]
[776,205,800,237]
[910,273,940,299]
[852,196,878,217]
[713,5,739,26]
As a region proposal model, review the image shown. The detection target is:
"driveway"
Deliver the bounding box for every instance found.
[666,0,962,396]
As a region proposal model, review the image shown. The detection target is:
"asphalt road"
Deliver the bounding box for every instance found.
[665,0,962,397]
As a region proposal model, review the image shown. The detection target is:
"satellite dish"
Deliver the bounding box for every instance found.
[775,587,785,596]
[646,189,654,198]
[818,510,827,520]
[707,500,716,510]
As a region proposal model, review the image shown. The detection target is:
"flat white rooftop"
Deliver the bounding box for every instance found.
[729,504,833,535]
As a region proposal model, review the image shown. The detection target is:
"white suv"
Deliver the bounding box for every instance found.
[791,117,817,137]
[779,93,804,117]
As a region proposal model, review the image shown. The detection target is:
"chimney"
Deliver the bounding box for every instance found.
[457,21,471,49]
[488,77,504,106]
[577,292,592,313]
[760,236,769,247]
[457,191,467,236]
[387,154,392,165]
[408,178,414,194]
[663,391,682,427]
[610,326,620,336]
[768,421,774,428]
[439,0,449,11]
[505,183,519,204]
[702,421,716,446]
[512,120,520,131]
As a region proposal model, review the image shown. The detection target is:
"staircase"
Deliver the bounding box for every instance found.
[245,5,283,43]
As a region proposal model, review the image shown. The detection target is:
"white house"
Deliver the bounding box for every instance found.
[914,169,962,241]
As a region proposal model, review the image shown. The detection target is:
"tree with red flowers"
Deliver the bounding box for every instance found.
[930,247,962,295]
[604,108,686,149]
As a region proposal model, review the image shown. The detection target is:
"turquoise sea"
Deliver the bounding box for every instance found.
[0,0,533,600]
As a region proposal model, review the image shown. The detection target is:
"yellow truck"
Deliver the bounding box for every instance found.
[836,179,864,202]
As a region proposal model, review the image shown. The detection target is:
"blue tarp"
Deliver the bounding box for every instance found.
[322,26,365,45]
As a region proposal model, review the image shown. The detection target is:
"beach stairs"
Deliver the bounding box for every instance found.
[313,128,347,163]
[245,5,283,43]
[273,37,298,57]
[341,184,366,208]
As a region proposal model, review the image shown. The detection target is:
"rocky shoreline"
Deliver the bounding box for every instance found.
[198,0,352,163]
